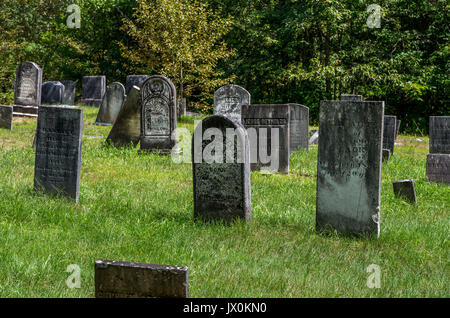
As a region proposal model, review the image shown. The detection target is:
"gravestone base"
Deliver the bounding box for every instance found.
[80,98,102,107]
[13,105,38,117]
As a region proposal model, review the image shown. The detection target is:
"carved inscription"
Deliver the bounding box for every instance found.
[214,84,250,122]
[14,62,42,106]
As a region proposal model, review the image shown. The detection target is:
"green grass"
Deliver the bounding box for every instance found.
[0,106,448,297]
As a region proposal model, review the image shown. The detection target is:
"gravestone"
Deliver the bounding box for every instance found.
[214,84,250,123]
[13,61,43,116]
[241,104,290,174]
[0,105,13,130]
[395,119,401,139]
[316,100,384,236]
[34,105,83,202]
[382,149,391,162]
[429,116,450,154]
[340,94,363,101]
[41,81,65,104]
[125,75,150,95]
[81,76,106,107]
[309,130,319,145]
[106,86,141,147]
[193,115,251,222]
[61,80,76,105]
[140,75,178,154]
[289,104,309,153]
[95,82,126,125]
[383,115,397,154]
[393,179,417,204]
[95,260,188,298]
[426,154,450,184]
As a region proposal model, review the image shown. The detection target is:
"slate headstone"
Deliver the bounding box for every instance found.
[429,116,450,154]
[241,104,290,174]
[383,115,397,154]
[140,75,178,154]
[95,82,126,125]
[193,115,251,222]
[0,105,13,130]
[426,154,450,184]
[125,75,150,95]
[41,81,65,104]
[214,84,250,123]
[14,61,42,107]
[81,76,106,107]
[34,105,83,202]
[340,94,363,101]
[316,100,384,236]
[95,260,188,298]
[106,86,141,147]
[393,179,417,204]
[289,104,309,153]
[60,80,76,105]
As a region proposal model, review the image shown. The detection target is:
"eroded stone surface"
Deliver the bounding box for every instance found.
[41,81,64,104]
[95,82,126,125]
[426,154,450,184]
[61,80,76,105]
[14,61,42,107]
[340,94,363,101]
[214,84,250,123]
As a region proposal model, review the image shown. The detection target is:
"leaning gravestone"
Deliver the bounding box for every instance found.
[95,260,188,298]
[383,115,397,154]
[429,116,450,154]
[393,179,417,204]
[125,75,150,95]
[106,86,141,147]
[0,105,13,130]
[241,104,290,174]
[60,80,76,105]
[13,61,43,116]
[289,104,309,153]
[34,106,83,202]
[80,76,106,107]
[193,115,251,222]
[340,94,363,101]
[140,75,178,154]
[41,81,65,105]
[214,84,250,123]
[95,82,126,125]
[316,99,384,236]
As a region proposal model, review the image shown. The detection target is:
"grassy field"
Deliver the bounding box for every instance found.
[0,106,448,298]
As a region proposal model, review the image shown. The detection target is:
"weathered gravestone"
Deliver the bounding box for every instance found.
[125,75,150,95]
[214,84,250,123]
[60,80,76,105]
[340,94,363,101]
[426,154,450,184]
[241,104,290,174]
[34,106,83,202]
[95,260,188,298]
[316,100,384,236]
[393,179,417,204]
[106,86,141,147]
[289,104,309,153]
[95,82,126,125]
[429,116,450,154]
[383,115,397,154]
[81,76,106,107]
[0,105,13,130]
[395,119,401,139]
[309,130,319,145]
[382,149,391,162]
[193,115,251,222]
[13,61,42,116]
[140,75,178,154]
[41,81,65,104]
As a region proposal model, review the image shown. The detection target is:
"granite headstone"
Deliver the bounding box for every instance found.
[214,84,250,123]
[14,61,42,107]
[289,104,309,153]
[429,116,450,154]
[340,94,363,101]
[41,81,65,104]
[60,80,76,105]
[426,154,450,184]
[81,76,106,107]
[125,75,150,95]
[393,179,417,204]
[95,82,126,125]
[0,105,13,130]
[383,115,397,154]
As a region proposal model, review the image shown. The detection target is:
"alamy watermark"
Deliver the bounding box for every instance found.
[66,264,81,289]
[66,4,81,29]
[366,264,381,289]
[367,4,381,29]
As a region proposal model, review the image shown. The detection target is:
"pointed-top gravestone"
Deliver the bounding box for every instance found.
[193,115,251,222]
[61,80,76,105]
[214,84,250,123]
[289,104,309,153]
[125,75,150,95]
[95,82,126,126]
[81,76,106,107]
[41,81,65,105]
[14,61,43,107]
[106,86,141,147]
[140,75,178,154]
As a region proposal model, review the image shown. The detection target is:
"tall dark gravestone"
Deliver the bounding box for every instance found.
[95,82,126,125]
[241,104,290,174]
[0,105,13,130]
[193,115,251,222]
[125,75,150,95]
[34,106,83,202]
[214,84,250,123]
[140,75,178,154]
[316,100,384,236]
[289,104,309,153]
[340,94,363,101]
[429,116,450,154]
[81,76,106,107]
[61,80,76,105]
[95,260,188,298]
[13,61,42,116]
[383,115,397,154]
[41,81,65,104]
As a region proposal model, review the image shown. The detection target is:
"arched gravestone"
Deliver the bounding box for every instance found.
[289,104,309,153]
[95,82,126,125]
[61,80,76,105]
[192,115,251,222]
[14,61,42,107]
[316,99,384,237]
[41,81,65,104]
[140,75,178,153]
[214,84,250,123]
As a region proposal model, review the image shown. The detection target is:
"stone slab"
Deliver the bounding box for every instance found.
[125,75,150,95]
[95,82,126,125]
[60,80,76,105]
[393,179,417,204]
[383,115,397,154]
[429,116,450,154]
[82,76,106,106]
[426,154,450,184]
[214,84,250,123]
[14,61,42,107]
[289,104,309,153]
[340,94,363,101]
[0,105,13,130]
[41,81,65,104]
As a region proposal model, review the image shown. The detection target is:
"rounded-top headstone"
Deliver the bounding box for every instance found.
[214,84,250,123]
[95,82,126,125]
[41,81,65,105]
[14,61,43,106]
